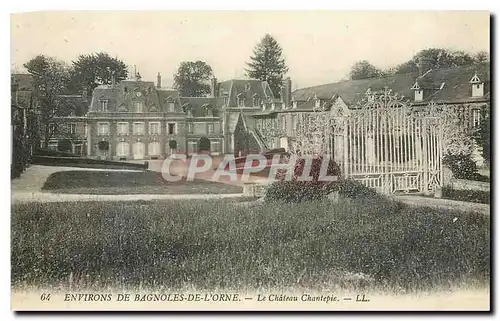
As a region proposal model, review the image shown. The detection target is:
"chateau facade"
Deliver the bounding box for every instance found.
[15,61,490,163]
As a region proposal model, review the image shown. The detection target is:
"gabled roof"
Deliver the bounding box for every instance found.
[218,79,276,106]
[292,63,490,108]
[179,97,223,117]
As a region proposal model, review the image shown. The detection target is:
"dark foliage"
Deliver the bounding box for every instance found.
[442,186,490,204]
[443,153,478,180]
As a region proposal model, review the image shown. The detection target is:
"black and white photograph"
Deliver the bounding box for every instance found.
[9,10,491,311]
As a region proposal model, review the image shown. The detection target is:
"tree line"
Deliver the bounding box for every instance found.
[349,48,489,80]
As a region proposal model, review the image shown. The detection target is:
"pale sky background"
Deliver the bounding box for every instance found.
[11,11,490,89]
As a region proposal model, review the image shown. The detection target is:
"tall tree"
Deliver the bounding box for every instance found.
[173,61,213,97]
[245,34,289,97]
[69,52,128,95]
[23,55,73,148]
[349,60,383,80]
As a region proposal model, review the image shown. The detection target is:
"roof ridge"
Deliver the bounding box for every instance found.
[293,62,491,93]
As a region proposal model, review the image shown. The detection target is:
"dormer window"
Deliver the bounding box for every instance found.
[262,104,266,111]
[252,94,260,107]
[315,99,321,108]
[99,100,108,112]
[237,94,245,107]
[469,72,484,97]
[271,103,276,111]
[167,101,175,113]
[124,87,128,93]
[135,101,143,113]
[293,101,298,109]
[411,81,423,102]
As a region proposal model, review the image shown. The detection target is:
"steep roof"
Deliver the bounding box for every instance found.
[292,63,491,108]
[179,97,223,117]
[11,74,33,91]
[218,79,276,106]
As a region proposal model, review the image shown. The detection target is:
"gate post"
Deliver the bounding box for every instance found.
[422,118,430,195]
[343,120,349,179]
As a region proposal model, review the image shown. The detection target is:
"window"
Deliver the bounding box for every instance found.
[124,87,128,93]
[135,101,143,113]
[117,122,129,135]
[133,122,145,135]
[223,96,229,106]
[281,114,287,132]
[84,123,88,136]
[293,101,298,109]
[207,123,214,134]
[211,141,220,153]
[187,123,194,134]
[472,109,481,127]
[253,97,260,107]
[97,122,110,135]
[168,102,175,112]
[238,97,245,107]
[167,123,177,135]
[49,123,57,133]
[69,123,77,134]
[188,141,198,154]
[292,114,297,130]
[99,100,108,112]
[149,122,160,135]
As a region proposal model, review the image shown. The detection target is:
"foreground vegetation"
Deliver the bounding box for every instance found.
[11,198,490,293]
[442,186,490,204]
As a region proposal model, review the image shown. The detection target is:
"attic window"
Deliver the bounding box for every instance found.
[315,99,321,108]
[99,100,108,112]
[292,101,298,109]
[470,73,484,97]
[252,94,260,107]
[237,94,245,107]
[124,87,128,93]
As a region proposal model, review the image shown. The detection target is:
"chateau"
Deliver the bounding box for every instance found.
[13,62,490,162]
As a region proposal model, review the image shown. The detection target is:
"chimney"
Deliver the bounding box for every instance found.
[282,77,292,108]
[417,56,433,76]
[157,72,162,88]
[210,77,218,98]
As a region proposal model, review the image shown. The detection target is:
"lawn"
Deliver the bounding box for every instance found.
[41,170,243,195]
[11,198,490,293]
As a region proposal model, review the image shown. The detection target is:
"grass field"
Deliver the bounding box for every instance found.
[41,171,243,195]
[11,198,490,293]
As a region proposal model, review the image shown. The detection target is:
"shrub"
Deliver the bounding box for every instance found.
[442,186,490,204]
[169,140,178,150]
[98,141,109,151]
[57,139,72,152]
[198,137,211,152]
[443,152,478,180]
[265,179,381,203]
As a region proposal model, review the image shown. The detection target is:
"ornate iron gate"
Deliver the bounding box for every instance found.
[326,88,443,195]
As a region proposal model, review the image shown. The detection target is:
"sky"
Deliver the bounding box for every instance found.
[10,11,490,89]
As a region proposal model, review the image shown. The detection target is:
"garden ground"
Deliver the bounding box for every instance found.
[11,198,490,296]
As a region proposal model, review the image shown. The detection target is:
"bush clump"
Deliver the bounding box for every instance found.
[443,152,478,180]
[267,155,381,203]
